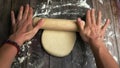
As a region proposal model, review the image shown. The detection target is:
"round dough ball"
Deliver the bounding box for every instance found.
[41,30,76,57]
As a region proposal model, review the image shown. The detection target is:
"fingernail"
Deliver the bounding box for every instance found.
[107,19,110,22]
[20,6,23,9]
[11,10,14,14]
[26,4,29,7]
[30,7,33,10]
[87,9,90,13]
[77,18,81,22]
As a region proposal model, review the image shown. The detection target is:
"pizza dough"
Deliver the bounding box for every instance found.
[42,30,76,57]
[33,17,77,57]
[33,17,78,32]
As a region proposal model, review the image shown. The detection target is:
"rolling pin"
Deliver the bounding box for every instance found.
[33,17,78,32]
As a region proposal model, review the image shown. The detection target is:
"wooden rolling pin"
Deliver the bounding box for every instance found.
[33,17,78,32]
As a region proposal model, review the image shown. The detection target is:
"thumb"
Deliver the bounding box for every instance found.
[77,18,85,31]
[35,19,44,29]
[24,19,44,40]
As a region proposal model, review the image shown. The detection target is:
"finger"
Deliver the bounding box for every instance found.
[35,19,44,29]
[86,9,91,26]
[91,9,96,25]
[28,7,33,23]
[77,18,85,31]
[25,19,44,40]
[102,19,110,31]
[11,11,17,32]
[17,6,23,21]
[97,11,102,26]
[23,4,29,20]
[22,6,33,29]
[11,11,16,26]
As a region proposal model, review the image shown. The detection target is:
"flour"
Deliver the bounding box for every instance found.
[18,41,31,63]
[78,0,91,9]
[108,31,114,36]
[18,57,26,63]
[12,41,32,67]
[98,0,103,4]
[113,56,118,63]
[51,12,61,15]
[41,4,46,9]
[47,0,52,5]
[103,18,119,63]
[52,1,91,9]
[106,41,112,46]
[33,0,91,17]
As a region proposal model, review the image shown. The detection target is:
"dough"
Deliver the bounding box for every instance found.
[33,17,77,57]
[42,30,76,57]
[33,17,78,32]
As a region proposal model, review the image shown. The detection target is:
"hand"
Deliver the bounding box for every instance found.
[77,9,110,44]
[9,4,44,46]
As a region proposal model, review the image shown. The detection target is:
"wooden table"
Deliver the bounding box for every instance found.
[0,0,120,68]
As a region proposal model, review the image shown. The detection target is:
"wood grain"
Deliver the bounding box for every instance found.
[110,0,120,65]
[0,0,119,68]
[0,0,11,45]
[11,0,30,68]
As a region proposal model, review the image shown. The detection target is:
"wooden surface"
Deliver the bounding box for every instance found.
[0,0,120,68]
